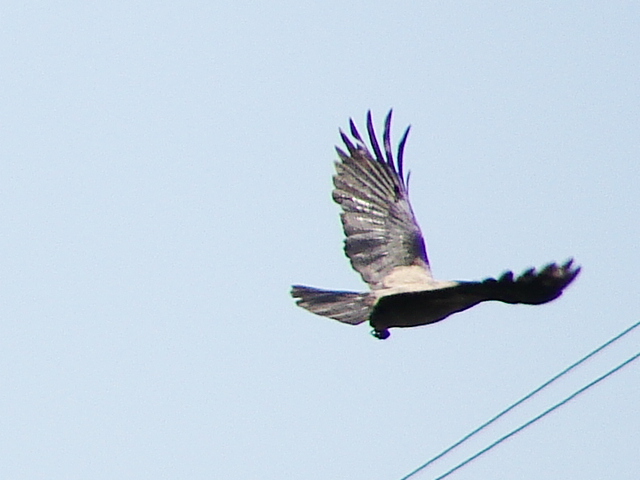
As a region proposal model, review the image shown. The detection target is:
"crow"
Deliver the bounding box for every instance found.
[292,111,580,339]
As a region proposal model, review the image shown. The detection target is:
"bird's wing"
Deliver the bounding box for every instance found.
[332,111,431,290]
[370,260,581,332]
[472,259,582,305]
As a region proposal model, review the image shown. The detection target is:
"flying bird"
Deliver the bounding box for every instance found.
[291,111,580,339]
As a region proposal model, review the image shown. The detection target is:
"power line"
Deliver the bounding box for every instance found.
[400,319,640,480]
[434,350,640,480]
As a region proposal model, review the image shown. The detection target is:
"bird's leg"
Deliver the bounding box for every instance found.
[371,328,390,340]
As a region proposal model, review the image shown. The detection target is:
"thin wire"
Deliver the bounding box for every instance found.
[435,350,640,480]
[400,319,640,480]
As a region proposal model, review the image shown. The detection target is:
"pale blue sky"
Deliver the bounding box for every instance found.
[1,2,639,479]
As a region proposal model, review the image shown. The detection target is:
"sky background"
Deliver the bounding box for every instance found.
[1,2,639,479]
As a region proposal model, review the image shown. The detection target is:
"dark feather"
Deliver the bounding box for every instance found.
[383,110,394,167]
[366,110,385,164]
[397,125,411,186]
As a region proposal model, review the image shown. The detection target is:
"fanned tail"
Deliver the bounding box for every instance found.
[291,285,372,325]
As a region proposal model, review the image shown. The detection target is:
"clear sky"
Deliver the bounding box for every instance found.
[1,2,639,479]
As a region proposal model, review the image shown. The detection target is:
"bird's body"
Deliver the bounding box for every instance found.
[291,111,580,339]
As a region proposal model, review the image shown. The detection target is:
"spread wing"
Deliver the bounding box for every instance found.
[332,111,430,290]
[476,259,581,305]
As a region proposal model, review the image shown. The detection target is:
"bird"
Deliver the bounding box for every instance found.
[291,111,580,339]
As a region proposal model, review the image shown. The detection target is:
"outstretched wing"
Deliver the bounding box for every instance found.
[332,111,430,290]
[476,259,582,305]
[370,259,581,333]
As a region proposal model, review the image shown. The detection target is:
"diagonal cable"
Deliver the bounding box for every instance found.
[434,350,640,479]
[400,319,640,480]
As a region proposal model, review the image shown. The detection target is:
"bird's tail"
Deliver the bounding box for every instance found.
[291,285,372,325]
